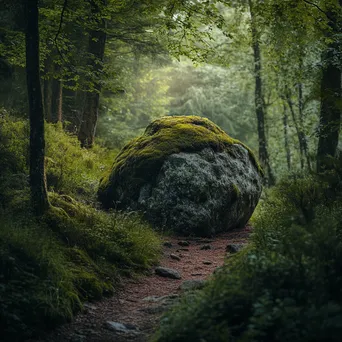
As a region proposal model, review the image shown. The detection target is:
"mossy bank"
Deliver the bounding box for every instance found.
[0,115,162,340]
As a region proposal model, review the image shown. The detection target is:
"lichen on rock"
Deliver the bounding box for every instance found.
[98,115,263,236]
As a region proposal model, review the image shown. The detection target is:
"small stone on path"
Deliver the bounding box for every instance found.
[180,279,206,291]
[200,244,212,250]
[140,294,180,314]
[199,239,214,244]
[178,241,190,247]
[191,273,203,276]
[226,244,245,254]
[155,266,181,279]
[163,241,173,248]
[170,254,181,261]
[142,294,179,302]
[104,321,139,334]
[83,303,97,310]
[202,260,212,265]
[177,248,189,252]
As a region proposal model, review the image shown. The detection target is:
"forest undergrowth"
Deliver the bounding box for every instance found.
[0,114,162,340]
[2,114,342,342]
[154,168,342,341]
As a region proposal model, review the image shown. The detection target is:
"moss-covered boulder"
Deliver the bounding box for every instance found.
[98,116,263,236]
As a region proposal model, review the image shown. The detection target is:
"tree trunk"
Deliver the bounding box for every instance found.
[284,87,304,169]
[248,0,275,185]
[43,78,53,122]
[78,0,107,148]
[57,80,63,122]
[317,5,342,173]
[283,103,291,171]
[25,0,49,214]
[298,82,311,170]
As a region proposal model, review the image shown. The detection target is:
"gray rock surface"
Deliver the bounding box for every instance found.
[155,267,181,279]
[141,294,180,314]
[200,244,212,250]
[104,321,140,335]
[178,241,190,246]
[142,146,262,236]
[170,254,181,261]
[180,279,206,291]
[226,243,246,254]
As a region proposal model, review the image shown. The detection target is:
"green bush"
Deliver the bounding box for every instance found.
[45,123,118,201]
[0,114,118,203]
[0,114,162,339]
[0,193,161,340]
[154,174,342,342]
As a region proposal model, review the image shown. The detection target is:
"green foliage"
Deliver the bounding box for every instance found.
[98,115,262,209]
[154,173,342,342]
[0,114,161,340]
[0,111,29,176]
[45,122,118,201]
[0,192,161,340]
[0,114,118,202]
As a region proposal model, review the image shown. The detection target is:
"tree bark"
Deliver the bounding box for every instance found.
[284,87,304,168]
[43,78,53,121]
[25,0,49,214]
[57,80,63,122]
[316,5,342,173]
[248,0,275,185]
[78,0,107,148]
[283,103,291,171]
[298,82,311,170]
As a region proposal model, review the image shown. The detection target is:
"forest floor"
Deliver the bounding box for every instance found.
[31,226,251,342]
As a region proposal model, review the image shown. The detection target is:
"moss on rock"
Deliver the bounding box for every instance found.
[98,116,262,209]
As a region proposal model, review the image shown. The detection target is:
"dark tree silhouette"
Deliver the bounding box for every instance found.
[25,0,49,214]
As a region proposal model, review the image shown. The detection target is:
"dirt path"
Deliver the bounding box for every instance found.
[32,226,251,342]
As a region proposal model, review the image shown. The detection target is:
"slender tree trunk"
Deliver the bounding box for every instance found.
[298,82,311,170]
[25,0,49,215]
[317,4,342,173]
[283,103,291,171]
[78,0,107,148]
[43,56,53,122]
[50,78,62,122]
[57,80,63,122]
[44,78,53,122]
[284,87,304,169]
[248,0,275,185]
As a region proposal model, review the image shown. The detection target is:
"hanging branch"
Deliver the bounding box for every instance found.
[54,0,69,65]
[302,0,331,20]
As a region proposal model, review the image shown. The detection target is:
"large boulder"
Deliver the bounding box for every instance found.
[98,116,263,236]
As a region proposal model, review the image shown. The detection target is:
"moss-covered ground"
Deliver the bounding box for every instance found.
[0,115,162,340]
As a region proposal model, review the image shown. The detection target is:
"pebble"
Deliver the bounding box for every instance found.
[104,321,139,334]
[178,241,190,247]
[180,279,206,291]
[200,244,212,250]
[226,244,245,254]
[155,266,181,279]
[202,260,212,265]
[170,254,181,261]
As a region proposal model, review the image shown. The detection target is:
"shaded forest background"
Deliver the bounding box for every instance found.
[2,0,341,181]
[1,0,342,341]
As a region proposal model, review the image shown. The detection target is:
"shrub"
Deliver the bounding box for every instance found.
[45,123,118,201]
[0,193,161,340]
[154,173,342,342]
[0,114,162,339]
[0,114,118,203]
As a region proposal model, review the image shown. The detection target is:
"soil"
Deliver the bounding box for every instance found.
[31,226,251,342]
